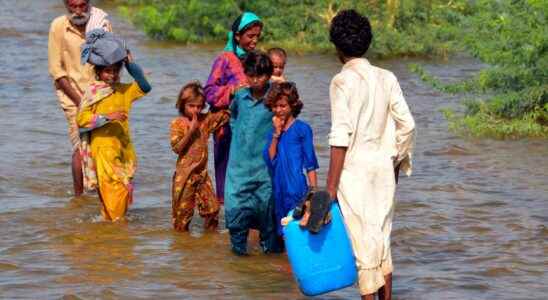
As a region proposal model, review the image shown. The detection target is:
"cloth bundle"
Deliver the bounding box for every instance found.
[81,28,127,66]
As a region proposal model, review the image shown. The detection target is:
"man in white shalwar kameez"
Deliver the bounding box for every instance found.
[326,10,415,300]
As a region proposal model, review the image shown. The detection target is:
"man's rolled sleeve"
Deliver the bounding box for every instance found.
[48,19,68,81]
[328,78,353,147]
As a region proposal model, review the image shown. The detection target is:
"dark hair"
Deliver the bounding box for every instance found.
[230,14,263,55]
[64,0,91,5]
[176,81,205,115]
[95,61,123,78]
[243,50,273,77]
[329,9,373,58]
[265,82,303,117]
[267,47,287,60]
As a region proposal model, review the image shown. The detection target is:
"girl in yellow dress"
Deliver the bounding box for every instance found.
[77,51,151,221]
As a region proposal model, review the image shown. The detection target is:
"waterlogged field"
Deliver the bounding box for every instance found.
[0,1,547,299]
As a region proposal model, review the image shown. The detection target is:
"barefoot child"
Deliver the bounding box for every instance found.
[225,50,281,255]
[170,82,230,231]
[77,29,151,221]
[263,82,318,235]
[267,47,287,83]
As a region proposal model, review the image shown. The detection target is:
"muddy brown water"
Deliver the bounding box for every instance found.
[0,1,546,299]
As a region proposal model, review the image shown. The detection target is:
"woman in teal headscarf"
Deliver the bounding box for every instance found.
[204,12,263,205]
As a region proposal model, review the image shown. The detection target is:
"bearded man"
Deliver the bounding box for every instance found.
[48,0,112,196]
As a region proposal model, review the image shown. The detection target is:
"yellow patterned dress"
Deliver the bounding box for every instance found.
[170,111,229,231]
[77,81,145,221]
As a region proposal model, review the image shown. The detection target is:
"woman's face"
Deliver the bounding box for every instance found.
[272,96,292,120]
[98,64,121,85]
[235,24,262,52]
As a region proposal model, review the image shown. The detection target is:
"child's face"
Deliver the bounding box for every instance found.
[270,54,286,77]
[98,64,121,85]
[272,97,292,120]
[247,74,270,92]
[183,99,204,119]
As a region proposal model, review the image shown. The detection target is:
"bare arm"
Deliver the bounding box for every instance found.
[268,134,280,160]
[326,146,347,200]
[307,170,317,189]
[268,116,285,160]
[48,20,81,107]
[55,77,82,106]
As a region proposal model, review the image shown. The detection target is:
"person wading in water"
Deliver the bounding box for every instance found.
[48,0,112,196]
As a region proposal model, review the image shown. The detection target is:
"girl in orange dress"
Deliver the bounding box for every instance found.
[170,82,230,231]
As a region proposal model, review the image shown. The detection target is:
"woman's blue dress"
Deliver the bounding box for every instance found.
[263,119,319,235]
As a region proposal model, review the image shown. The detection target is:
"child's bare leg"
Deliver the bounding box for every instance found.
[377,273,392,300]
[72,149,83,196]
[360,294,375,300]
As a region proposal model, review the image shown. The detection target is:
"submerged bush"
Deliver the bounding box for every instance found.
[113,0,469,58]
[414,0,547,138]
[111,0,547,138]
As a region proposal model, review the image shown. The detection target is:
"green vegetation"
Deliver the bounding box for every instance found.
[108,0,547,138]
[411,0,547,138]
[110,0,469,58]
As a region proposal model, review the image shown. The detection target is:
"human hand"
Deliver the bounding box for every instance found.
[189,113,199,133]
[106,111,128,121]
[215,126,225,140]
[272,116,285,135]
[326,186,337,201]
[126,50,134,63]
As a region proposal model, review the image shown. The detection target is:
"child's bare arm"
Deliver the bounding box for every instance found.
[268,134,280,160]
[208,110,230,133]
[307,170,318,189]
[268,116,285,160]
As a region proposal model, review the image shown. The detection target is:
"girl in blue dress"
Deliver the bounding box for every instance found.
[263,82,319,235]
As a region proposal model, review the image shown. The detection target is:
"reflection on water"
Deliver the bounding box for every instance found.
[0,0,547,299]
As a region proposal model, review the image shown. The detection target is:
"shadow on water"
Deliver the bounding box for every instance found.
[0,0,546,299]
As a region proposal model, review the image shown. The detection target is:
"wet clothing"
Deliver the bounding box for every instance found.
[263,120,319,235]
[204,12,260,204]
[328,58,415,295]
[77,79,148,221]
[204,51,247,203]
[48,9,112,150]
[170,111,230,231]
[78,82,113,192]
[78,63,150,192]
[224,87,279,254]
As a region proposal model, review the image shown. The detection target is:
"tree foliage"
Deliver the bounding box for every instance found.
[112,0,547,138]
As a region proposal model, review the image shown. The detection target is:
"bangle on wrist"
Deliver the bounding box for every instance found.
[273,132,281,139]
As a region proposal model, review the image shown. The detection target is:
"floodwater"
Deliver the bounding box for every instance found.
[0,1,546,299]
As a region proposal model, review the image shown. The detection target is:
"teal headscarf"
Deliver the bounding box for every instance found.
[224,12,262,58]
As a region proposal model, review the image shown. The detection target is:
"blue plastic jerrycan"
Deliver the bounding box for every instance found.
[283,202,357,296]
